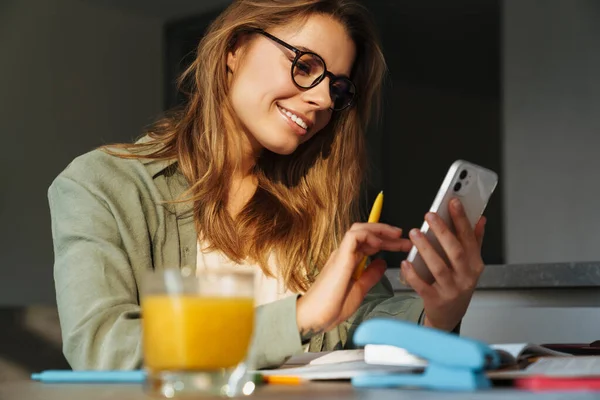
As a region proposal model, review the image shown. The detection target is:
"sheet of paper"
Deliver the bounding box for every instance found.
[490,343,568,360]
[257,360,420,380]
[489,356,600,380]
[526,356,600,377]
[281,350,364,367]
[308,349,364,365]
[283,346,425,369]
[490,343,529,359]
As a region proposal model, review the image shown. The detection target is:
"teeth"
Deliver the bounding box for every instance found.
[278,106,308,130]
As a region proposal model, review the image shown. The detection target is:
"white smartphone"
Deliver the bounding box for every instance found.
[406,160,498,284]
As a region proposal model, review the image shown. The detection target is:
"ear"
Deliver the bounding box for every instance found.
[226,34,247,73]
[226,47,239,73]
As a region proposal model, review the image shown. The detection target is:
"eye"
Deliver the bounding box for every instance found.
[295,60,311,75]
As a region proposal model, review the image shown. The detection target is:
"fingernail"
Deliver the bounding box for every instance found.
[452,198,462,210]
[393,226,402,232]
[401,261,411,270]
[425,212,435,223]
[409,229,420,239]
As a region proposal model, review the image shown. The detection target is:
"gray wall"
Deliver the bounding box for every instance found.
[463,289,600,344]
[503,0,600,263]
[0,0,163,305]
[459,0,600,345]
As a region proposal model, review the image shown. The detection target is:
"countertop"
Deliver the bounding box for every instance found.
[387,262,600,291]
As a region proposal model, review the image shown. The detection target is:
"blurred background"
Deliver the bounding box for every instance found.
[1,0,599,379]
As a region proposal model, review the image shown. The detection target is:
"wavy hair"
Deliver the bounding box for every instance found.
[109,0,386,293]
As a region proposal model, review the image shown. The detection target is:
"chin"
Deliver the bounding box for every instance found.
[265,144,298,156]
[261,137,301,156]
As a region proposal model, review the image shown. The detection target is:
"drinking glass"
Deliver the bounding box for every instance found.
[141,267,255,397]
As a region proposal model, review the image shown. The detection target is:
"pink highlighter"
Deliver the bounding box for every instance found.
[516,376,600,392]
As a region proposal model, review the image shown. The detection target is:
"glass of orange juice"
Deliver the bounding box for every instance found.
[141,267,255,397]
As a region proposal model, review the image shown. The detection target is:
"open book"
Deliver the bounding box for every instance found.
[489,343,568,367]
[257,343,568,381]
[257,349,420,380]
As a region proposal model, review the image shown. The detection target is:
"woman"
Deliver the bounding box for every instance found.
[49,0,486,370]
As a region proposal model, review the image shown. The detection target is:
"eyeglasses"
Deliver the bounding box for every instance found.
[253,29,356,111]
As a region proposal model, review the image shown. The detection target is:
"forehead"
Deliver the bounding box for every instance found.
[269,14,356,77]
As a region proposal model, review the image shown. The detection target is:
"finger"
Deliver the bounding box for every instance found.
[425,212,470,276]
[474,216,486,248]
[355,236,413,256]
[449,198,478,252]
[335,230,384,280]
[341,229,407,260]
[349,222,403,239]
[401,260,437,298]
[408,228,455,287]
[376,238,413,253]
[355,258,387,296]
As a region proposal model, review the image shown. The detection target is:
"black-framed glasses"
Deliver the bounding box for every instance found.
[253,29,356,111]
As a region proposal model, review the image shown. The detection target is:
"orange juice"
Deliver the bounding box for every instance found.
[142,295,254,371]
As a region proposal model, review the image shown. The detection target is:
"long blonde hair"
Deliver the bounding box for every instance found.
[111,0,386,293]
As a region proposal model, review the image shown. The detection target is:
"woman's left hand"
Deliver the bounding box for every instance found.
[401,197,486,332]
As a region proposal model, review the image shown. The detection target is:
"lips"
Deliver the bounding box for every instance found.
[276,105,312,135]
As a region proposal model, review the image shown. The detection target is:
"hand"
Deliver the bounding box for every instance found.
[401,198,486,331]
[297,223,413,337]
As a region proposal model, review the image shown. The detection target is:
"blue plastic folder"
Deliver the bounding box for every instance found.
[351,319,501,391]
[31,370,145,383]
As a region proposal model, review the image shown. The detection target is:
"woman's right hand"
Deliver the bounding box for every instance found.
[296,223,413,338]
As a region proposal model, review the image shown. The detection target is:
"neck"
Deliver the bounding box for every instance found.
[233,130,261,181]
[227,124,262,218]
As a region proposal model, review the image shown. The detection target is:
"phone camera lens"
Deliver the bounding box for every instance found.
[459,169,468,179]
[453,182,462,192]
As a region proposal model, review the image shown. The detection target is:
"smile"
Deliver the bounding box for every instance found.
[277,105,309,131]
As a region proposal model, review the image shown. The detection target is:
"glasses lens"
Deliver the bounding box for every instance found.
[292,52,356,111]
[330,78,355,110]
[292,53,325,88]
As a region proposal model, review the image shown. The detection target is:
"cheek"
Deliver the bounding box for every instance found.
[234,57,294,105]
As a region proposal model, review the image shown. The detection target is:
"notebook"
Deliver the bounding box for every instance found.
[257,359,419,380]
[361,343,567,369]
[256,349,422,380]
[524,356,600,377]
[256,343,568,381]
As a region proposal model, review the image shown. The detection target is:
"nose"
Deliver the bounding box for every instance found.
[300,77,333,110]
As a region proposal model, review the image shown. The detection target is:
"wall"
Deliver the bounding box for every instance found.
[0,0,163,305]
[462,289,600,344]
[460,0,600,345]
[369,0,504,269]
[503,0,600,263]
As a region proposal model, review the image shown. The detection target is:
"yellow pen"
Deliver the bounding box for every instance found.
[352,191,384,280]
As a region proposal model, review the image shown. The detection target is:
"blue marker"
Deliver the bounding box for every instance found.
[31,370,146,383]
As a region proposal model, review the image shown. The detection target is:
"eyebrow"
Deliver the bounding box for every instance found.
[294,44,314,53]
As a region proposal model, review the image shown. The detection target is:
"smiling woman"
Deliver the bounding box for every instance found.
[48,0,488,373]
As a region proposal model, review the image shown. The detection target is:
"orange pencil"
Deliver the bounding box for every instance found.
[263,375,304,385]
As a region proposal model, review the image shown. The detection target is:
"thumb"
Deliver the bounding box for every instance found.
[356,258,387,295]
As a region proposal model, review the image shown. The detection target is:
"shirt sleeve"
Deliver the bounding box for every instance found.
[340,274,426,348]
[49,174,143,370]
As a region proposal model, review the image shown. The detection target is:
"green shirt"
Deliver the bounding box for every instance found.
[48,147,424,370]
